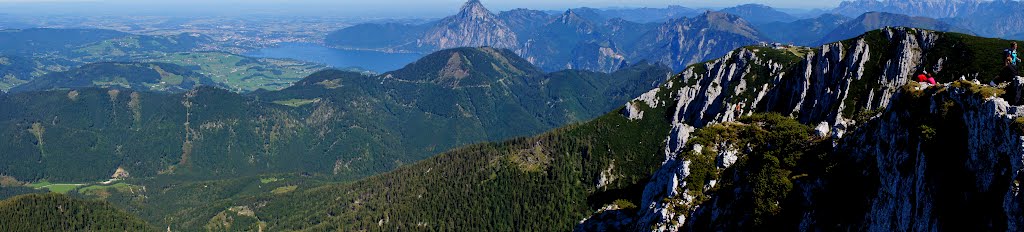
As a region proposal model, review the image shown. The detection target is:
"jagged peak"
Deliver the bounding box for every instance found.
[556,9,589,24]
[457,0,492,20]
[562,9,579,18]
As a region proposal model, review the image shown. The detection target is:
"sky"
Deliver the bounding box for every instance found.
[0,0,849,17]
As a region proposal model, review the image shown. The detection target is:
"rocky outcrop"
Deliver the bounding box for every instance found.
[575,27,1024,231]
[817,84,1024,231]
[636,27,933,231]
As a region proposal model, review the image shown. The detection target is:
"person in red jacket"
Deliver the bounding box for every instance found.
[916,71,931,83]
[917,72,928,82]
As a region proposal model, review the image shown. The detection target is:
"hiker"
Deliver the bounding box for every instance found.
[999,56,1017,84]
[927,72,937,85]
[1007,42,1020,76]
[917,72,929,82]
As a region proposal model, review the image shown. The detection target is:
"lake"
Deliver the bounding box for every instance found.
[246,43,423,73]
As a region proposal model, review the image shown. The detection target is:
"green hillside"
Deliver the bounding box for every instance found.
[12,62,221,93]
[0,28,129,55]
[0,193,155,231]
[0,47,670,184]
[250,84,678,231]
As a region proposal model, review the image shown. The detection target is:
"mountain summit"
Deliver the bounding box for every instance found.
[457,0,490,20]
[418,0,519,50]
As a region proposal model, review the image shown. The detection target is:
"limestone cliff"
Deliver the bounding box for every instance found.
[418,0,519,51]
[578,27,1024,231]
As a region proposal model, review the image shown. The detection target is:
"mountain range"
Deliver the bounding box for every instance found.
[9,0,1024,231]
[326,0,1021,74]
[832,0,1024,39]
[816,12,972,45]
[327,0,765,72]
[0,46,671,182]
[53,27,1024,231]
[719,4,798,25]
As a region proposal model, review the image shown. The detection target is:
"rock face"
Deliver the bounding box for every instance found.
[821,85,1024,231]
[630,11,763,72]
[633,26,906,230]
[575,27,1024,231]
[418,0,519,51]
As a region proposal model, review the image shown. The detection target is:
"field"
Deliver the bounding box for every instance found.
[27,180,140,195]
[78,183,134,193]
[148,52,324,92]
[272,98,321,107]
[271,185,298,194]
[28,181,86,194]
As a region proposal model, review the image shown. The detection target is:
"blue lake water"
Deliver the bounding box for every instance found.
[246,43,423,73]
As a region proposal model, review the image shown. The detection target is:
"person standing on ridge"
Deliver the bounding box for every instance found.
[999,56,1014,84]
[1006,42,1020,77]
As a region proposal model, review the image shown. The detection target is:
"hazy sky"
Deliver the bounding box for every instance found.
[0,0,848,17]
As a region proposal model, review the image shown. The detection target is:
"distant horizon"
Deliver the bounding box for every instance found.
[0,0,847,18]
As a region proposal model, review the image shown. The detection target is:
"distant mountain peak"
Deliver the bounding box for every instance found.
[832,0,985,18]
[562,9,578,17]
[695,11,759,35]
[699,10,734,20]
[816,11,972,44]
[385,47,541,88]
[718,4,797,24]
[557,9,589,25]
[733,3,773,9]
[458,0,492,20]
[419,0,518,50]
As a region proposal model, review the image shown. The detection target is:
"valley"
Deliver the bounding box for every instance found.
[245,42,423,73]
[3,0,1024,231]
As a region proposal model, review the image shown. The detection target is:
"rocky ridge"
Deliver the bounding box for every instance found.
[577,27,1024,231]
